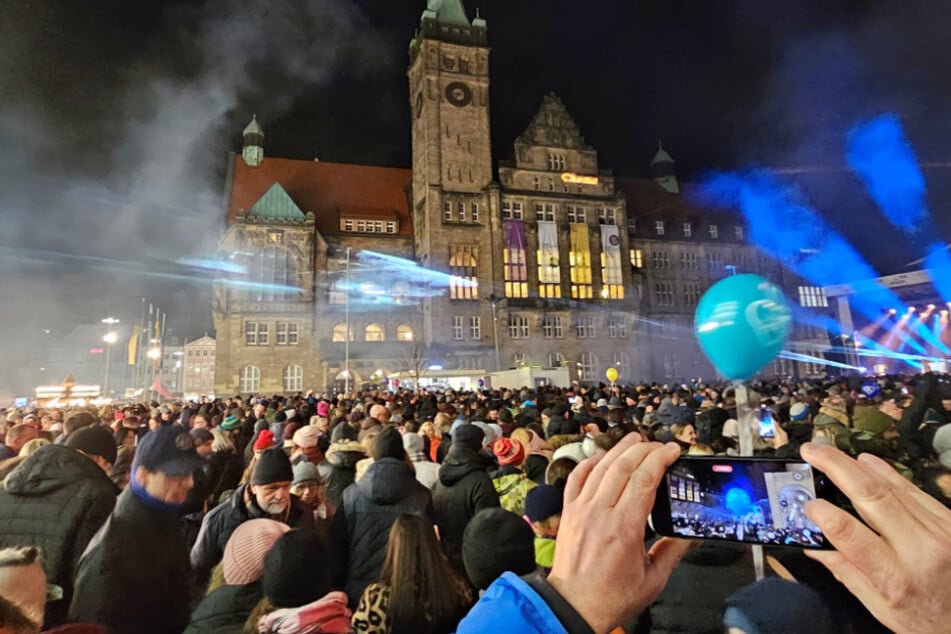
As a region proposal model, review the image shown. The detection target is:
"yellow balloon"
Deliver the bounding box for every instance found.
[605,367,618,383]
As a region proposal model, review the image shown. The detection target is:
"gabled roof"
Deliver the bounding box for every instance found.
[243,115,263,137]
[227,156,413,236]
[516,93,593,151]
[248,183,306,220]
[185,335,216,347]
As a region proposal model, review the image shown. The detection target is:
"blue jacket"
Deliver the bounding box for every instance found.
[456,572,594,634]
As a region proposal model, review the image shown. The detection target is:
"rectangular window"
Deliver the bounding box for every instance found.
[682,222,692,237]
[567,206,585,223]
[575,316,596,338]
[709,224,719,239]
[344,219,353,232]
[275,322,299,345]
[450,245,479,300]
[547,154,566,171]
[599,208,617,225]
[684,283,701,306]
[458,201,466,222]
[651,251,671,269]
[443,201,452,222]
[533,176,540,190]
[681,252,698,271]
[548,177,554,191]
[542,315,564,339]
[535,203,555,221]
[502,201,524,219]
[469,316,481,339]
[471,203,480,223]
[503,238,528,299]
[453,316,464,340]
[735,225,744,240]
[508,315,530,339]
[706,252,722,273]
[244,322,268,346]
[655,220,665,236]
[569,225,593,299]
[630,248,644,268]
[655,282,675,307]
[627,216,637,235]
[607,316,628,338]
[798,286,829,308]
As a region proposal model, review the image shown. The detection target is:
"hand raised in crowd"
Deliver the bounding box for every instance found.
[802,443,951,634]
[547,435,694,634]
[771,420,789,450]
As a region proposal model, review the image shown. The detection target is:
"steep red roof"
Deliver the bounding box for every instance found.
[227,155,414,236]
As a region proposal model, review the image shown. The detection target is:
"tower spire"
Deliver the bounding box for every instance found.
[242,115,264,167]
[650,139,679,194]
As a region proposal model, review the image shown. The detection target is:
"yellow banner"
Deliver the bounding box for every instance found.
[127,325,140,365]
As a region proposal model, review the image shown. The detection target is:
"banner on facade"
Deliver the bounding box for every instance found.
[601,224,623,284]
[504,219,527,284]
[537,220,560,282]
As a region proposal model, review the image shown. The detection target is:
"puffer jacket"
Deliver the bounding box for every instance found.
[191,483,315,587]
[205,449,245,507]
[0,444,118,627]
[184,581,262,634]
[433,447,499,577]
[330,457,433,607]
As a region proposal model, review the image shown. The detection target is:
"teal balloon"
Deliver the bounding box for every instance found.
[694,274,792,381]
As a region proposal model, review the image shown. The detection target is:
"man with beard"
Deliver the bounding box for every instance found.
[190,447,314,588]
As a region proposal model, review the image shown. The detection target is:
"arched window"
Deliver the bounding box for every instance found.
[578,352,598,382]
[396,324,414,341]
[365,323,385,342]
[248,247,297,301]
[612,351,629,380]
[392,281,411,304]
[548,351,566,368]
[332,323,353,342]
[449,248,478,300]
[283,365,303,392]
[239,366,260,393]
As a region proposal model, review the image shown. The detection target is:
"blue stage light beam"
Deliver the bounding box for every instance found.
[778,350,868,372]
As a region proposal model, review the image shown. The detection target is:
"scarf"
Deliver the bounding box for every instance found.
[258,591,351,634]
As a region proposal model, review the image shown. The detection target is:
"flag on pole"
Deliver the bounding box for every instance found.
[127,325,141,366]
[150,377,173,400]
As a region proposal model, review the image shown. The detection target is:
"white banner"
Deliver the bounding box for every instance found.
[601,224,623,284]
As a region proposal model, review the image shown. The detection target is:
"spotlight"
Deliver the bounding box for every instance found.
[942,310,949,317]
[928,304,936,310]
[888,308,898,314]
[908,306,916,313]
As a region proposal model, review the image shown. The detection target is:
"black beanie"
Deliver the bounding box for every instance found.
[251,448,293,485]
[65,425,118,465]
[452,424,485,452]
[263,529,332,607]
[463,508,536,590]
[371,427,405,461]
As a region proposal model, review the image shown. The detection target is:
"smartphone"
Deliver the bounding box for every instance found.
[651,457,837,549]
[758,407,775,438]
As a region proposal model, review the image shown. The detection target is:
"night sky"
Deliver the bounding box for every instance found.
[2,0,951,393]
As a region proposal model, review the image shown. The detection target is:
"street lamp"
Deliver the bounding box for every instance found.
[102,331,118,396]
[488,294,502,372]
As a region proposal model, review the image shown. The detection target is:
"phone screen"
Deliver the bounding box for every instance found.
[758,407,775,438]
[653,458,831,549]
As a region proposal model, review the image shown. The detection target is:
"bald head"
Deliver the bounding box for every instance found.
[4,425,37,453]
[369,404,390,424]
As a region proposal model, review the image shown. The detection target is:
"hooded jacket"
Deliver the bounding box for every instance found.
[330,457,433,607]
[433,447,500,578]
[0,444,118,627]
[191,483,315,588]
[184,581,262,634]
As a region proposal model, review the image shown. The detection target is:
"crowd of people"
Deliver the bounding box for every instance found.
[0,372,948,633]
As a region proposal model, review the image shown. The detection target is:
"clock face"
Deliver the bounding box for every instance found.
[445,81,472,108]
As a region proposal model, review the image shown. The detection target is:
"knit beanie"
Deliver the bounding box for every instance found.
[65,425,118,465]
[463,508,537,590]
[723,578,834,634]
[852,407,894,436]
[221,415,240,430]
[524,484,564,523]
[252,448,294,485]
[451,424,485,452]
[292,425,320,448]
[317,402,330,418]
[493,438,525,466]
[371,427,405,461]
[263,529,333,608]
[292,460,320,487]
[402,433,427,461]
[789,403,809,421]
[254,429,275,451]
[222,518,290,585]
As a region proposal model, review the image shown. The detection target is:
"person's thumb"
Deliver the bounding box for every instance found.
[646,537,696,590]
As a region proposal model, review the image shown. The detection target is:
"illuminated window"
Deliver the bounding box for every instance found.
[607,316,627,338]
[537,241,561,298]
[681,252,698,271]
[283,365,303,392]
[575,316,596,338]
[332,323,353,342]
[578,352,598,381]
[684,283,701,306]
[709,224,719,239]
[507,315,530,339]
[470,316,481,339]
[504,240,528,299]
[598,208,617,225]
[548,351,566,367]
[682,222,692,237]
[276,322,299,345]
[502,201,523,219]
[244,322,268,346]
[239,366,260,393]
[735,225,745,240]
[396,324,414,341]
[655,221,665,236]
[248,247,297,301]
[798,286,828,308]
[449,247,478,300]
[542,315,563,339]
[535,203,555,221]
[570,228,593,299]
[630,248,644,268]
[452,316,464,340]
[655,282,675,307]
[365,323,385,342]
[567,206,586,223]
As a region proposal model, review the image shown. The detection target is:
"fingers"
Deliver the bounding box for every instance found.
[644,537,696,597]
[575,433,652,504]
[805,498,899,583]
[591,441,677,509]
[800,443,919,539]
[805,549,897,633]
[856,453,951,527]
[563,451,604,505]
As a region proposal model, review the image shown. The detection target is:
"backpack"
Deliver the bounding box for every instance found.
[492,473,537,516]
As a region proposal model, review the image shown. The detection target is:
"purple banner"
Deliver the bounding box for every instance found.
[504,219,525,251]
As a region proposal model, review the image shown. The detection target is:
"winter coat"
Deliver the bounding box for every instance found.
[69,487,193,634]
[432,447,499,577]
[0,444,118,627]
[358,419,383,442]
[410,458,440,490]
[456,572,587,634]
[205,449,245,507]
[184,581,262,634]
[191,483,315,586]
[330,457,433,607]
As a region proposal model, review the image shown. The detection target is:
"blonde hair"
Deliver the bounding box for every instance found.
[18,439,50,457]
[433,412,452,434]
[687,443,714,456]
[211,428,235,453]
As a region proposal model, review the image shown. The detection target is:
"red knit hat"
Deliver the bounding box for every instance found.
[493,437,525,466]
[222,518,290,585]
[254,429,275,451]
